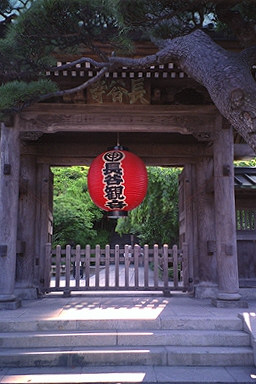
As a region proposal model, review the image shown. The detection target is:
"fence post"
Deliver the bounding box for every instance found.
[182,242,189,291]
[124,244,130,288]
[64,245,71,297]
[55,245,61,288]
[115,244,119,287]
[162,244,171,296]
[44,243,52,292]
[95,245,101,288]
[85,245,90,288]
[144,244,149,288]
[105,244,110,288]
[154,244,159,288]
[75,245,81,288]
[173,244,178,289]
[134,244,140,288]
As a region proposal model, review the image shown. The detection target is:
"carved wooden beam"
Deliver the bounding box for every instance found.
[18,104,218,134]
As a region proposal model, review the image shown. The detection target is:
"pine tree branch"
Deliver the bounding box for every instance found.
[10,66,109,113]
[39,66,108,101]
[50,58,109,71]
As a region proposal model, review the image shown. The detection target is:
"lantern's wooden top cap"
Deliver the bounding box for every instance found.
[107,145,129,151]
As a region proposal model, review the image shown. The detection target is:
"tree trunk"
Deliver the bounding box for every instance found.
[164,30,256,152]
[109,30,256,152]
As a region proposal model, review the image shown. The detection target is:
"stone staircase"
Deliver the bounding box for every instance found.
[0,316,254,369]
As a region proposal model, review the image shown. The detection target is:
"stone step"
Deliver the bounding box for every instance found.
[0,329,250,348]
[160,317,243,331]
[117,330,250,347]
[1,365,256,383]
[166,346,254,366]
[0,317,243,332]
[0,345,253,368]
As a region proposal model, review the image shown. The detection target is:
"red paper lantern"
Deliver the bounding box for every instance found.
[88,148,148,218]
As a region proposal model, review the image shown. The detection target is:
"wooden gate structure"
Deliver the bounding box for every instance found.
[0,39,255,308]
[43,244,188,295]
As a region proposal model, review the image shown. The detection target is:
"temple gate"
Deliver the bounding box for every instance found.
[0,46,255,307]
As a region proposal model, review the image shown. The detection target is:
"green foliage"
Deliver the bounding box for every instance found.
[0,0,118,69]
[52,166,110,248]
[0,0,237,83]
[233,1,256,23]
[53,165,181,248]
[0,0,122,114]
[0,0,254,117]
[112,0,217,40]
[0,0,10,12]
[0,79,58,112]
[234,158,256,167]
[115,167,181,246]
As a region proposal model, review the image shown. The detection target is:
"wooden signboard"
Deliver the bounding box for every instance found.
[87,78,150,105]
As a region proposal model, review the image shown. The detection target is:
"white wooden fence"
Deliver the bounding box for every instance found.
[44,243,188,295]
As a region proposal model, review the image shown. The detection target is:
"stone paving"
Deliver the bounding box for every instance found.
[1,292,256,382]
[1,291,255,321]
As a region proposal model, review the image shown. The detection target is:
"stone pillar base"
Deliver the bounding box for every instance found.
[14,287,38,300]
[194,283,218,299]
[217,292,241,301]
[0,298,21,310]
[0,294,16,301]
[212,299,248,308]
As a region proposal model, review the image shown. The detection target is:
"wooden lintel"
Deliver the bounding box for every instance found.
[18,104,218,134]
[36,156,195,167]
[21,142,210,159]
[21,143,254,167]
[21,136,211,167]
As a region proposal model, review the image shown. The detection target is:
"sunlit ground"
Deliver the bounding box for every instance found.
[54,297,168,320]
[2,366,256,383]
[0,370,147,383]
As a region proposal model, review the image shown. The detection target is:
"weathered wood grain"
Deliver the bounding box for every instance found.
[16,155,37,293]
[0,124,20,301]
[214,118,240,300]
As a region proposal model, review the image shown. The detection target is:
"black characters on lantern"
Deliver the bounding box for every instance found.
[102,151,128,210]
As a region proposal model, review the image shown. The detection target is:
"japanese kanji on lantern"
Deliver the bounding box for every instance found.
[88,147,148,218]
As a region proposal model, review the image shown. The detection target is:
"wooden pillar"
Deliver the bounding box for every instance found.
[15,155,37,299]
[179,164,196,292]
[194,157,218,298]
[190,164,198,289]
[213,117,240,300]
[0,123,21,307]
[34,163,53,292]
